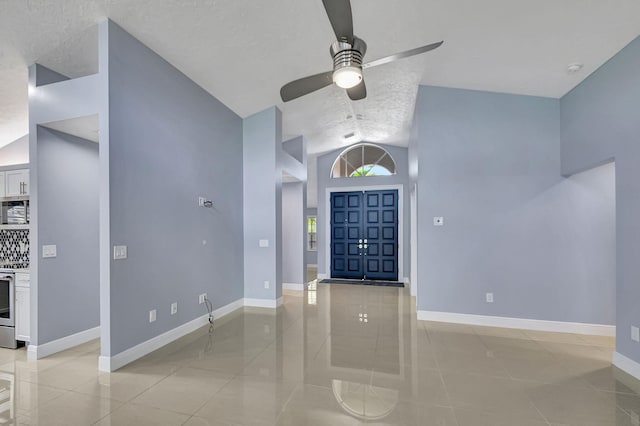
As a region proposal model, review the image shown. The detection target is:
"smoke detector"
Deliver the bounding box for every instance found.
[567,63,583,74]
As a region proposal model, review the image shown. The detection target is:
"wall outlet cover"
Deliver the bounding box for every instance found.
[149,309,157,323]
[113,245,127,260]
[259,239,269,248]
[42,245,57,258]
[264,281,270,289]
[433,217,444,226]
[632,326,639,342]
[171,302,178,315]
[199,293,207,304]
[486,292,494,303]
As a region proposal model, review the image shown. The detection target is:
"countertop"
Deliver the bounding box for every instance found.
[0,268,30,273]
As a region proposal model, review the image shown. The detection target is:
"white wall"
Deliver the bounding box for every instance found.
[0,135,29,166]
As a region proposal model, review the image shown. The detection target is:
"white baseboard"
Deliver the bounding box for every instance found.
[99,298,243,372]
[317,273,327,280]
[613,352,640,384]
[243,297,283,308]
[27,326,101,360]
[417,310,615,336]
[283,283,305,291]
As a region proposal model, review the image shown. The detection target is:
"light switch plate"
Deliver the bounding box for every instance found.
[632,326,639,342]
[113,245,127,260]
[42,245,57,258]
[433,217,444,226]
[149,309,157,323]
[259,239,269,248]
[171,302,178,315]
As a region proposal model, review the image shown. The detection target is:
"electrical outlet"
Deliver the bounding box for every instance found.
[199,293,207,304]
[198,197,205,207]
[632,326,640,342]
[433,217,444,226]
[486,293,494,303]
[171,302,178,315]
[264,281,270,289]
[149,309,156,323]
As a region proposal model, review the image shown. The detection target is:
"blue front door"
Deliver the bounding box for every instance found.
[331,190,398,281]
[330,192,364,279]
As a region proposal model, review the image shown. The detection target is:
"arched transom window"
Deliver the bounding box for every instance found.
[331,144,397,178]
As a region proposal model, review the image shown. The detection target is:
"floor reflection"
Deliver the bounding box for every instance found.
[0,283,637,425]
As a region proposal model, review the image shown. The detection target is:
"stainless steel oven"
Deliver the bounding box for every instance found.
[0,273,16,349]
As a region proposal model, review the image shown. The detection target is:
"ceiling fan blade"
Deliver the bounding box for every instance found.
[363,41,444,69]
[280,71,334,102]
[322,0,354,42]
[346,80,366,101]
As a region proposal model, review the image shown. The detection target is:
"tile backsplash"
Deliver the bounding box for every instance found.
[0,229,30,266]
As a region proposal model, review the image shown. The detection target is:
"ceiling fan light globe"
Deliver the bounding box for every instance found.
[333,66,362,89]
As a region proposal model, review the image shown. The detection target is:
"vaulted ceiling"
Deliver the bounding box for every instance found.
[1,0,639,153]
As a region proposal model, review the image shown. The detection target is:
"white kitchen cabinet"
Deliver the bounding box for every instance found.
[5,169,29,197]
[14,273,30,343]
[0,173,4,198]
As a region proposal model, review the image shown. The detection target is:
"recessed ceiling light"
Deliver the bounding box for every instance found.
[567,63,583,74]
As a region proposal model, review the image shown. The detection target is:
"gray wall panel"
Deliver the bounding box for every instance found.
[561,36,640,362]
[36,127,100,343]
[107,22,244,355]
[415,86,615,325]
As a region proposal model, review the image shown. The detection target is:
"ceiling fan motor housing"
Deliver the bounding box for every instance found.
[330,37,367,71]
[330,37,367,88]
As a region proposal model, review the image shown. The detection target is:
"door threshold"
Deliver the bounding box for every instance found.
[319,278,404,287]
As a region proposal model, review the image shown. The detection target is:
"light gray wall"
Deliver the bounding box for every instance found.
[415,86,616,325]
[0,135,29,166]
[107,22,244,355]
[316,143,410,279]
[34,64,70,87]
[36,127,100,344]
[282,182,305,285]
[28,62,105,347]
[243,107,283,301]
[282,138,304,164]
[561,36,640,361]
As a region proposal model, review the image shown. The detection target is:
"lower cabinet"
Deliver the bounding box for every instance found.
[14,273,30,343]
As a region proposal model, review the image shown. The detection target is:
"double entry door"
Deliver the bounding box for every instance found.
[330,189,398,281]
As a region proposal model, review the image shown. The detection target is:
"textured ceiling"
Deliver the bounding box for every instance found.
[1,0,639,153]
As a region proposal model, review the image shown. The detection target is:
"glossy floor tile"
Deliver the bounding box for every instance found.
[0,282,638,425]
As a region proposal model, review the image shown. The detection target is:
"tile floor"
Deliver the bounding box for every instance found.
[0,283,638,425]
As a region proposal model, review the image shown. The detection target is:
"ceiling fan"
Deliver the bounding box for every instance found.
[280,0,443,102]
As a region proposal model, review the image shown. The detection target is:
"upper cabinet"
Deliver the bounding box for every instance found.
[0,173,4,198]
[4,169,29,196]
